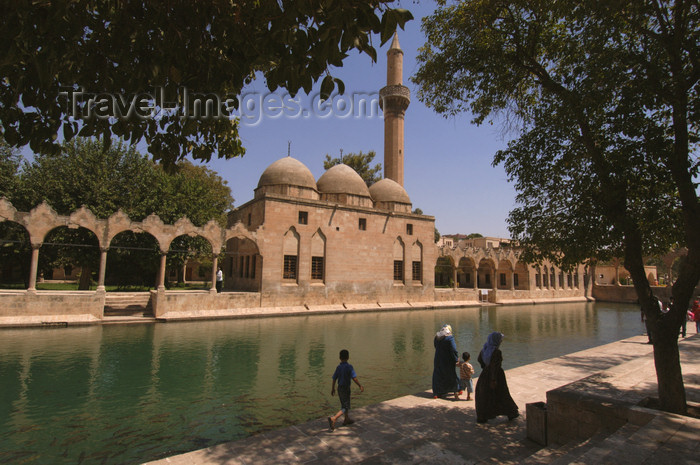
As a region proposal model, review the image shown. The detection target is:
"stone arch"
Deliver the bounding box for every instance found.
[550,266,556,289]
[393,237,405,283]
[457,256,476,288]
[0,219,31,288]
[282,227,300,282]
[496,259,513,290]
[311,229,326,282]
[535,265,542,288]
[478,258,496,289]
[225,235,261,291]
[106,229,161,289]
[24,201,63,246]
[166,233,214,287]
[647,272,656,284]
[411,241,423,284]
[515,261,529,290]
[435,256,455,288]
[40,225,100,289]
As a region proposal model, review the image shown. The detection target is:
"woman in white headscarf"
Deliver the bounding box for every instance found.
[475,331,519,423]
[432,324,461,399]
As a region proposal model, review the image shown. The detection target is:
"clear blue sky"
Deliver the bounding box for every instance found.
[205,1,516,238]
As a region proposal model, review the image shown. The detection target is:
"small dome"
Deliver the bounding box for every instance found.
[257,157,317,190]
[369,178,411,204]
[317,164,371,197]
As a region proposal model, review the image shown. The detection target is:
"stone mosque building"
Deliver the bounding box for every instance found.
[222,34,437,307]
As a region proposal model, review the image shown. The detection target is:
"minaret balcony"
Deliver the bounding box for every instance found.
[379,84,410,111]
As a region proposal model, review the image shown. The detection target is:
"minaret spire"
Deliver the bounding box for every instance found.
[380,32,410,186]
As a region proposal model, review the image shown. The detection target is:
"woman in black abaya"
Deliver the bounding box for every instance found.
[475,331,519,423]
[432,324,461,399]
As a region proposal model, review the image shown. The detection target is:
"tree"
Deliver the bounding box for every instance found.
[0,1,412,169]
[414,0,699,414]
[323,150,383,187]
[0,138,21,199]
[11,138,234,289]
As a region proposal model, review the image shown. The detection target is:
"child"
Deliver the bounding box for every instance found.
[459,351,475,401]
[329,349,364,431]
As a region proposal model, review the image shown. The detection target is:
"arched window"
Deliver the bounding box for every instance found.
[283,228,299,281]
[311,230,326,282]
[393,238,404,283]
[412,241,423,283]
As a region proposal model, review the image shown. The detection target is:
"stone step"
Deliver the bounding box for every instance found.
[104,293,153,317]
[561,422,641,464]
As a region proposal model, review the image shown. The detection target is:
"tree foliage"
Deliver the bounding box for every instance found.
[0,138,21,199]
[415,0,699,414]
[0,1,412,169]
[323,150,383,186]
[14,138,233,225]
[5,138,233,288]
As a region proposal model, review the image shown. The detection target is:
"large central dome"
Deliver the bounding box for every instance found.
[255,157,319,200]
[257,157,317,190]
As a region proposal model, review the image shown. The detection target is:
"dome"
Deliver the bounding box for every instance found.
[317,164,371,197]
[369,178,411,204]
[257,157,317,190]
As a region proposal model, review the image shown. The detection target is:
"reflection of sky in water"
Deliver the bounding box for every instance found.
[0,301,642,464]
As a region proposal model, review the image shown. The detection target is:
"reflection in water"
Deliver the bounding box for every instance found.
[0,302,642,464]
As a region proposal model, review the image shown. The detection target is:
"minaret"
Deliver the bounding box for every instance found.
[379,33,410,186]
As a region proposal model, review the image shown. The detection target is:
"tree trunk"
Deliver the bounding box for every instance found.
[625,231,687,415]
[78,265,91,290]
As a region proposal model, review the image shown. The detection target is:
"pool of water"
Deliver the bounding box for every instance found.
[0,301,643,464]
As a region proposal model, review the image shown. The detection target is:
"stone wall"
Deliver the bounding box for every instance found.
[0,290,104,326]
[152,290,261,319]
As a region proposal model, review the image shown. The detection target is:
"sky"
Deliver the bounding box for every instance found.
[202,1,517,238]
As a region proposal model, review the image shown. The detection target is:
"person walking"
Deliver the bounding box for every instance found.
[475,332,519,424]
[328,349,363,431]
[432,324,462,399]
[458,351,475,401]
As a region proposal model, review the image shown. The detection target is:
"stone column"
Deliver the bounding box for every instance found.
[473,266,478,289]
[210,255,218,293]
[27,244,41,291]
[452,266,457,289]
[97,247,108,291]
[510,270,515,290]
[157,253,167,290]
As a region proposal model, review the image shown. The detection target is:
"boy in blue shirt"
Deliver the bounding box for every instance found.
[328,349,364,431]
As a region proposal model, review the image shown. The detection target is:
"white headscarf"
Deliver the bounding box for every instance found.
[436,324,452,339]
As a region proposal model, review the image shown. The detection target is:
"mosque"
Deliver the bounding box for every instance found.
[222,34,438,306]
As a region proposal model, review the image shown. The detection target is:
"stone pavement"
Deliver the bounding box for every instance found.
[146,333,700,465]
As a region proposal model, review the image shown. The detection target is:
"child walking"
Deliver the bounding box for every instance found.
[329,349,364,431]
[459,351,475,401]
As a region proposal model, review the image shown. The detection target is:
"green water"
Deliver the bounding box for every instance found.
[0,301,643,464]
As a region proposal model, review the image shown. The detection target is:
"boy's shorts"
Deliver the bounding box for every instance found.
[461,378,474,394]
[338,384,351,413]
